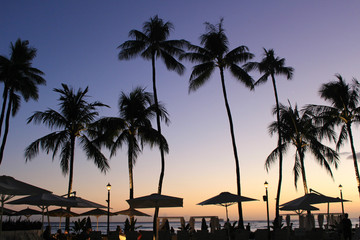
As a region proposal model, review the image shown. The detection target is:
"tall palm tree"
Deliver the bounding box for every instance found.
[306,74,360,196]
[91,87,169,229]
[92,87,169,200]
[180,19,254,228]
[24,83,109,229]
[266,102,339,194]
[118,15,187,235]
[0,39,45,166]
[244,48,293,226]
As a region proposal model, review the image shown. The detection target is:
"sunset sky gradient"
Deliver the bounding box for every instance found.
[1,1,360,223]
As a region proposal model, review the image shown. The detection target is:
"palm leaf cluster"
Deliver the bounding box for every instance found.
[306,75,360,195]
[266,102,339,194]
[25,84,110,180]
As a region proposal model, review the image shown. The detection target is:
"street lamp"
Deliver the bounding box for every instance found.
[106,183,111,234]
[339,184,344,215]
[264,181,270,240]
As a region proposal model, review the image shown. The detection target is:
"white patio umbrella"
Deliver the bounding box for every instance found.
[0,175,51,232]
[7,193,73,229]
[80,208,116,231]
[67,196,107,208]
[13,207,43,220]
[47,207,79,229]
[127,193,183,240]
[197,192,258,221]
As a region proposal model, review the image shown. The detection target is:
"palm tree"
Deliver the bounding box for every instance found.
[180,19,254,228]
[91,87,169,228]
[244,48,293,226]
[92,87,169,200]
[266,102,339,194]
[306,74,360,196]
[0,39,45,166]
[118,15,187,235]
[24,83,109,229]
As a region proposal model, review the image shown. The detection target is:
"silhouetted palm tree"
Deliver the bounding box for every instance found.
[91,87,169,227]
[118,15,187,235]
[24,83,109,229]
[244,48,293,226]
[266,102,339,194]
[0,39,45,166]
[306,74,360,196]
[180,19,254,228]
[92,87,169,200]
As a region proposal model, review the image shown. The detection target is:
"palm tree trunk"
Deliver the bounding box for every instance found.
[0,85,9,139]
[0,95,12,166]
[271,74,283,227]
[129,140,135,228]
[219,68,244,229]
[347,124,360,196]
[65,135,75,230]
[151,54,166,239]
[299,149,309,194]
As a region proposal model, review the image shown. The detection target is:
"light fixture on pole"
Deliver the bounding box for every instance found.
[339,184,344,215]
[106,183,111,234]
[263,181,270,240]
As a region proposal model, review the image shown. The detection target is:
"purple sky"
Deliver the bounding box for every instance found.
[1,1,360,222]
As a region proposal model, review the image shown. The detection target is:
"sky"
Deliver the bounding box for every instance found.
[1,0,360,224]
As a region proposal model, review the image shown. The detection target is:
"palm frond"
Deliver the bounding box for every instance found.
[229,64,254,90]
[188,62,215,92]
[80,135,109,173]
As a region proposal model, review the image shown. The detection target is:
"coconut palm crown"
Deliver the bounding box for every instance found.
[266,102,339,194]
[306,74,360,196]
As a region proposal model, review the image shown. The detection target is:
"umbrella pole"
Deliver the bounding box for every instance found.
[225,205,229,221]
[59,216,61,229]
[327,202,330,229]
[40,206,45,231]
[46,207,50,229]
[97,216,99,231]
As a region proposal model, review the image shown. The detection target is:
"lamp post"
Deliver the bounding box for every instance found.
[106,183,111,234]
[264,181,270,240]
[339,184,344,215]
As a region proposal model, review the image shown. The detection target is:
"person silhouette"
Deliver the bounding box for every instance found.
[342,213,352,240]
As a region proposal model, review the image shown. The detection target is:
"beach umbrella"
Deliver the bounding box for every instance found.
[280,191,350,227]
[80,208,116,231]
[47,207,79,229]
[7,193,73,229]
[280,192,349,207]
[280,203,319,214]
[67,196,107,208]
[197,192,258,220]
[114,207,151,217]
[0,175,51,196]
[127,193,183,240]
[0,175,52,232]
[126,193,183,209]
[13,207,43,220]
